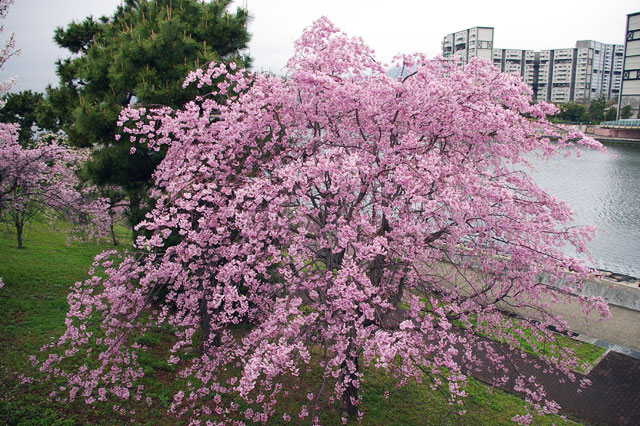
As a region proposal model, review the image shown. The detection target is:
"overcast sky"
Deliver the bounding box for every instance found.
[2,0,639,93]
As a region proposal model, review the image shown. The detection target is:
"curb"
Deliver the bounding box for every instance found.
[574,333,640,360]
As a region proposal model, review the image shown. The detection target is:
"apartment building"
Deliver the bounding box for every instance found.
[492,49,539,95]
[442,27,494,64]
[522,50,538,89]
[611,44,625,99]
[493,49,525,75]
[536,50,552,101]
[549,49,576,103]
[442,28,624,104]
[574,40,624,102]
[619,12,640,118]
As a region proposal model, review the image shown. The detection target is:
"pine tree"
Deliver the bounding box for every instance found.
[620,104,634,119]
[587,96,606,124]
[0,90,44,144]
[40,0,250,233]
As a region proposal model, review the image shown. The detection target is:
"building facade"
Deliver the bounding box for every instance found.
[442,28,624,104]
[442,27,494,64]
[536,50,552,101]
[574,40,624,103]
[619,12,640,118]
[549,49,576,103]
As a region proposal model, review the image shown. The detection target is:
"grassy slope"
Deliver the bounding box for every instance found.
[0,222,592,425]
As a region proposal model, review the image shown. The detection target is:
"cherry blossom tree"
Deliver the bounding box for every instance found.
[0,0,18,289]
[0,123,110,248]
[0,0,17,106]
[36,18,610,425]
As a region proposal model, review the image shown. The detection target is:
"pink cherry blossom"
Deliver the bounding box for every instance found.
[35,17,609,425]
[0,124,110,247]
[0,0,18,106]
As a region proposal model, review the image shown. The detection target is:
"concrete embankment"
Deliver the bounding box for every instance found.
[539,272,640,312]
[538,273,640,352]
[561,123,640,145]
[436,261,640,352]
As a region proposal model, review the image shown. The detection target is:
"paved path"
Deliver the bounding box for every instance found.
[419,262,640,424]
[465,340,640,425]
[546,302,640,353]
[565,351,640,426]
[511,282,640,424]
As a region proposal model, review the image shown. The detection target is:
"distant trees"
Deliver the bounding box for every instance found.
[40,0,251,233]
[556,101,587,123]
[555,97,619,124]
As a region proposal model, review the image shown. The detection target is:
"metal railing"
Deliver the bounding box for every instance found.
[601,119,640,127]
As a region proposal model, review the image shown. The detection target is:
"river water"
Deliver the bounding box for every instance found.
[527,143,640,278]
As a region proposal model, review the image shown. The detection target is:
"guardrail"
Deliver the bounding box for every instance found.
[601,119,640,127]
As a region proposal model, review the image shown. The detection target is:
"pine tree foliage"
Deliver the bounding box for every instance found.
[39,0,251,231]
[0,90,44,144]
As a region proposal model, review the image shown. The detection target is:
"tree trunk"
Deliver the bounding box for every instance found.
[200,290,211,353]
[16,222,23,249]
[110,222,119,246]
[199,281,221,354]
[341,343,359,418]
[129,191,142,239]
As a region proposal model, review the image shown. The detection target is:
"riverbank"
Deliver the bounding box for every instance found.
[546,123,640,145]
[593,136,640,146]
[561,123,640,145]
[541,271,640,311]
[539,272,640,352]
[436,260,640,353]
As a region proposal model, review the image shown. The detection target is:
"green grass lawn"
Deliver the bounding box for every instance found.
[0,222,591,425]
[478,317,606,375]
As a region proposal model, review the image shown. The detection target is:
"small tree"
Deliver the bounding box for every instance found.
[80,183,129,246]
[588,96,606,124]
[0,0,16,288]
[0,124,109,248]
[620,104,634,119]
[37,19,609,425]
[605,106,617,122]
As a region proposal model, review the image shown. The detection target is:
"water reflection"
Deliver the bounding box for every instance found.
[527,144,640,277]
